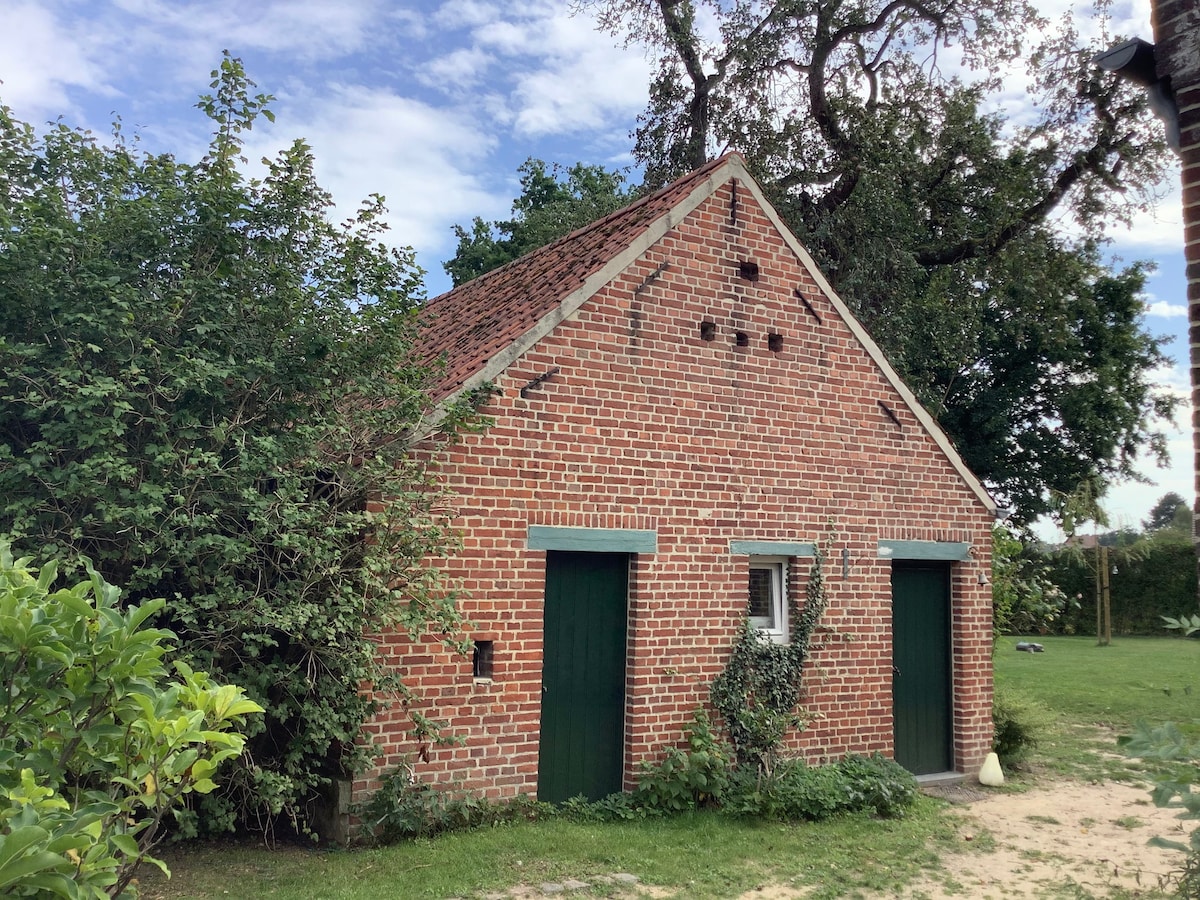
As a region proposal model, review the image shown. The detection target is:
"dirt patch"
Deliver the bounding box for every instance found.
[883,780,1188,899]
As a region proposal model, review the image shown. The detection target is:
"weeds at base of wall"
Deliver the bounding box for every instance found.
[355,775,554,844]
[357,746,918,844]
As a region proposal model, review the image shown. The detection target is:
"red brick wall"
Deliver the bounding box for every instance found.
[1150,1,1200,557]
[354,180,995,803]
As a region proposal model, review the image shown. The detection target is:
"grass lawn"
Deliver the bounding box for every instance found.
[994,634,1200,783]
[143,807,960,899]
[141,635,1200,899]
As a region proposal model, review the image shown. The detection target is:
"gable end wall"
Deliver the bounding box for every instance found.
[358,180,995,805]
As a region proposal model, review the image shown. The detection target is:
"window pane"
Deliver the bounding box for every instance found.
[749,568,773,622]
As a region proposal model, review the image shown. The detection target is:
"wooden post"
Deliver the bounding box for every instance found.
[1100,545,1112,646]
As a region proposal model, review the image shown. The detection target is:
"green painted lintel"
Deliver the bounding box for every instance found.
[878,540,971,561]
[729,540,815,557]
[528,526,657,553]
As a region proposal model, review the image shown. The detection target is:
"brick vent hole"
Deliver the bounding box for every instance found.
[768,333,783,352]
[738,260,760,281]
[700,320,717,341]
[735,331,750,347]
[472,640,494,680]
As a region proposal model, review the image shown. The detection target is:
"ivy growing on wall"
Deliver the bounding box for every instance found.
[710,542,830,774]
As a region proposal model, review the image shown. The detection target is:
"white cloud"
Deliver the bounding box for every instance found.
[112,0,384,60]
[419,46,495,91]
[254,85,509,278]
[0,3,113,117]
[1146,300,1188,318]
[504,13,651,138]
[1108,174,1185,250]
[433,0,502,30]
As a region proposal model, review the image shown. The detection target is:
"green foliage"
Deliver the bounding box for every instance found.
[928,252,1176,526]
[711,544,829,773]
[1163,614,1200,637]
[1121,722,1200,897]
[722,755,917,822]
[1145,492,1190,533]
[359,708,911,844]
[0,544,260,897]
[0,56,473,835]
[444,158,632,286]
[632,710,731,813]
[991,525,1072,637]
[1045,535,1197,635]
[556,790,648,823]
[991,685,1051,765]
[358,772,552,845]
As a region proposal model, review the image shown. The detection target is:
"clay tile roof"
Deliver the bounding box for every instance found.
[418,153,739,401]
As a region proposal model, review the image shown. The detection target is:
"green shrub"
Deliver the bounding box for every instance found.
[833,753,920,818]
[992,685,1050,764]
[358,771,552,844]
[992,524,1072,637]
[633,709,731,812]
[723,754,917,822]
[0,56,476,836]
[0,545,261,897]
[558,791,648,823]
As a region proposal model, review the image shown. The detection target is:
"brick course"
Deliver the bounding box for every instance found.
[353,162,995,806]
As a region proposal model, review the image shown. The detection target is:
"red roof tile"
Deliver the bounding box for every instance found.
[418,153,738,400]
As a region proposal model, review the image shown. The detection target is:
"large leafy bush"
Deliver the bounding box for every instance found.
[0,56,474,834]
[0,545,260,897]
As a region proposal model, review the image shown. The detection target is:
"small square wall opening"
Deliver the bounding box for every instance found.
[472,640,494,680]
[735,331,750,347]
[768,333,784,352]
[738,260,760,281]
[699,320,717,341]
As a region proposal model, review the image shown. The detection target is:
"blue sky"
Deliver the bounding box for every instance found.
[0,0,1189,534]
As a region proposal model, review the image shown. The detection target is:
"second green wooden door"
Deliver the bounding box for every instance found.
[537,551,629,803]
[892,563,953,775]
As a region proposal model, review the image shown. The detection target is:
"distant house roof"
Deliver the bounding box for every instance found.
[416,152,997,515]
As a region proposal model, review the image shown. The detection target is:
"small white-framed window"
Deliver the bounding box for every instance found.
[748,556,788,642]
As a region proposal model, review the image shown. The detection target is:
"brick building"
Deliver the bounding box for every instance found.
[355,153,997,807]
[1148,1,1200,560]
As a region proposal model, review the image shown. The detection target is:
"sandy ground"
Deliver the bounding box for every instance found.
[488,778,1191,900]
[734,779,1189,900]
[885,779,1187,899]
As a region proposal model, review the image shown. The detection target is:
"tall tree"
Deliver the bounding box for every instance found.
[0,56,474,835]
[445,158,632,286]
[1145,491,1189,532]
[579,0,1178,523]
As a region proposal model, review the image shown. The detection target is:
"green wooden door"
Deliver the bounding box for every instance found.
[891,563,953,775]
[538,551,629,803]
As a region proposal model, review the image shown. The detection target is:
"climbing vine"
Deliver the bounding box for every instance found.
[710,541,830,774]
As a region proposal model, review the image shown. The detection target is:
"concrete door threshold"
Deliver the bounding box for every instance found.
[915,771,964,786]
